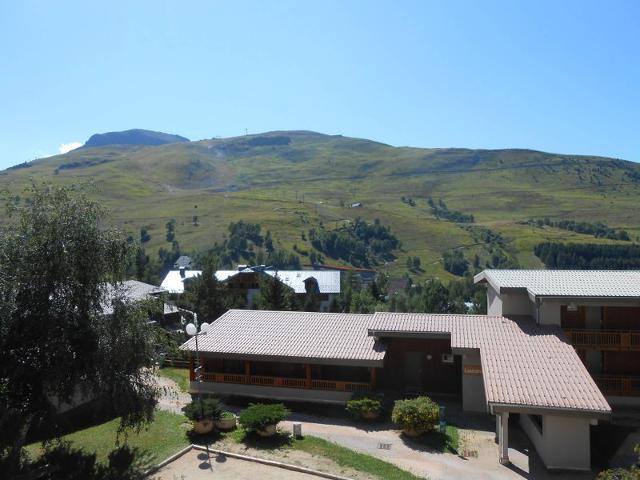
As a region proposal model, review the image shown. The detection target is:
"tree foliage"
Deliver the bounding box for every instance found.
[529,217,630,241]
[442,250,469,276]
[0,185,158,472]
[428,197,474,223]
[308,218,400,267]
[534,242,640,269]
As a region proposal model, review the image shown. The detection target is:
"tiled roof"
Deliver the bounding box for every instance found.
[475,269,640,298]
[180,309,384,366]
[370,312,610,415]
[160,270,202,294]
[102,280,165,314]
[215,269,341,294]
[181,309,610,416]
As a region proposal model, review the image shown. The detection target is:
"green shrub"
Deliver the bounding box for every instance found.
[391,396,439,433]
[181,397,223,422]
[220,411,235,420]
[238,403,290,431]
[345,397,382,420]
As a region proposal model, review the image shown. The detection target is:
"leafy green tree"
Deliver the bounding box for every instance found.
[597,445,640,479]
[442,250,469,276]
[0,186,158,473]
[412,256,421,271]
[256,274,294,310]
[421,279,455,313]
[165,219,176,242]
[185,262,227,323]
[350,289,378,313]
[139,227,151,243]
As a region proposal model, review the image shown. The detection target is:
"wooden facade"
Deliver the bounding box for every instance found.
[562,305,640,396]
[191,337,463,397]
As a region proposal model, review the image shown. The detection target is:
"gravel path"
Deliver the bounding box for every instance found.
[155,374,192,414]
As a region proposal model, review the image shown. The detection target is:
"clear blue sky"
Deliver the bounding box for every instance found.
[1,0,639,168]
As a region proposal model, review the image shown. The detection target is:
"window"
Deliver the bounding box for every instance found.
[529,414,543,434]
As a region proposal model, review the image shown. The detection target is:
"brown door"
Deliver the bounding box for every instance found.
[404,352,423,392]
[561,305,586,329]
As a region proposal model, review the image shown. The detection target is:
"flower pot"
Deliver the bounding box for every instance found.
[362,411,379,420]
[256,424,277,437]
[193,419,214,434]
[402,427,424,437]
[214,416,237,431]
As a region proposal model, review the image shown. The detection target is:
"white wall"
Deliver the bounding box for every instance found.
[520,413,592,471]
[487,287,535,317]
[487,286,640,327]
[461,351,486,412]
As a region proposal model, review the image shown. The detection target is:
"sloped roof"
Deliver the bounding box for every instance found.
[102,280,164,315]
[475,269,640,299]
[160,270,202,294]
[215,269,341,294]
[181,309,611,417]
[369,312,610,416]
[180,309,384,366]
[174,255,193,268]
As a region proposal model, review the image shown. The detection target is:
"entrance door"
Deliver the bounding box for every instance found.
[404,352,423,393]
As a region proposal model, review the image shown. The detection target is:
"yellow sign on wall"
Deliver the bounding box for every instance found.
[463,365,482,376]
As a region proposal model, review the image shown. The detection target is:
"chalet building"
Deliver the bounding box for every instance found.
[104,280,183,324]
[474,270,640,402]
[160,268,202,294]
[215,266,340,311]
[181,308,610,471]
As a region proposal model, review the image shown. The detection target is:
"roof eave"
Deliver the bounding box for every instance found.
[180,350,385,368]
[488,402,611,420]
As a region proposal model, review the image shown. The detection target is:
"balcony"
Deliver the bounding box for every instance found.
[593,375,640,397]
[193,371,372,393]
[564,329,640,351]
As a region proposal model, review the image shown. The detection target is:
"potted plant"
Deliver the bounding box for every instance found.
[182,397,223,434]
[391,396,439,437]
[238,403,290,437]
[214,410,237,431]
[345,397,382,421]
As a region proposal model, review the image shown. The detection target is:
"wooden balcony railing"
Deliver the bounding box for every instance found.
[199,371,371,392]
[564,329,640,351]
[593,375,640,397]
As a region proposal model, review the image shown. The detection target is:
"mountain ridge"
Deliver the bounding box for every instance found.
[82,128,190,148]
[2,130,639,279]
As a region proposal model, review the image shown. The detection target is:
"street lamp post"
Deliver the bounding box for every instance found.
[185,315,211,464]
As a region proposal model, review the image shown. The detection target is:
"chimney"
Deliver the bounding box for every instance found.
[179,267,186,278]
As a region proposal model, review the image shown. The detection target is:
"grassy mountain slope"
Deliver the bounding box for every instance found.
[2,130,639,280]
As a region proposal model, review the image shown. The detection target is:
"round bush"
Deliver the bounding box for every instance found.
[391,396,439,434]
[345,397,382,420]
[181,397,223,422]
[238,403,290,432]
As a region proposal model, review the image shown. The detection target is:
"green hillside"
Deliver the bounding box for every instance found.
[2,130,640,280]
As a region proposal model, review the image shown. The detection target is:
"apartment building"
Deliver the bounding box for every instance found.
[474,269,640,402]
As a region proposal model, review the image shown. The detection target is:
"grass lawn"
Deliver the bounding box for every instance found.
[222,427,423,480]
[25,410,191,465]
[293,435,423,480]
[157,366,190,392]
[24,404,451,480]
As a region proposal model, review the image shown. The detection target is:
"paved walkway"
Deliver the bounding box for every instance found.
[281,410,594,480]
[155,374,192,414]
[153,376,594,479]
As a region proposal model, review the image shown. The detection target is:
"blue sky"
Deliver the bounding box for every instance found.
[1,0,639,168]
